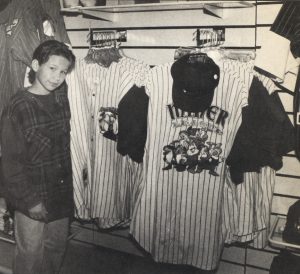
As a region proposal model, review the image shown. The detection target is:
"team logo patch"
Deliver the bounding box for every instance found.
[98,107,118,141]
[162,126,224,175]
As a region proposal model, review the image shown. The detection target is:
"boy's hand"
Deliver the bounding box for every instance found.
[28,203,48,221]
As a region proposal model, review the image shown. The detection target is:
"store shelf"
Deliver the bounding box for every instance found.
[60,1,254,21]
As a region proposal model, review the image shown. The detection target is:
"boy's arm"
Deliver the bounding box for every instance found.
[1,115,41,211]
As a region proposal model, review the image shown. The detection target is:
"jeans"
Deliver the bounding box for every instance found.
[13,211,69,274]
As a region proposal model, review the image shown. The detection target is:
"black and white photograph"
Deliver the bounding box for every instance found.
[0,0,299,273]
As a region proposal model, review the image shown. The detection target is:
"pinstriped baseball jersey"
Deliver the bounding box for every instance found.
[219,59,278,246]
[88,59,149,228]
[130,63,248,270]
[66,59,95,219]
[223,166,276,246]
[67,58,149,226]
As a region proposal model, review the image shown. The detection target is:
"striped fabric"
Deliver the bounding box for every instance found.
[0,24,9,117]
[66,59,92,219]
[67,58,149,227]
[130,63,248,270]
[219,59,277,247]
[224,167,276,247]
[4,0,47,112]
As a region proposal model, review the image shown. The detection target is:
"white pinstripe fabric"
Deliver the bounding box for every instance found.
[130,63,248,270]
[66,59,96,219]
[218,58,277,247]
[67,58,149,227]
[89,58,149,228]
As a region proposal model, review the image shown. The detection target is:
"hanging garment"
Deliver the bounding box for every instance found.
[270,1,300,58]
[226,76,295,184]
[0,14,9,118]
[117,85,149,163]
[5,0,47,103]
[130,58,248,271]
[218,58,290,246]
[66,59,92,219]
[270,0,300,162]
[40,0,71,44]
[66,58,150,226]
[224,166,276,247]
[88,58,149,228]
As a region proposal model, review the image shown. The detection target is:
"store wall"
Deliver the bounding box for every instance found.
[62,1,300,273]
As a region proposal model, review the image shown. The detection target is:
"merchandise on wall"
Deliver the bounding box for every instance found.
[0,1,299,273]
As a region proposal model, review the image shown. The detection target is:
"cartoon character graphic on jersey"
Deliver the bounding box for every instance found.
[98,107,118,141]
[194,142,223,175]
[162,127,223,176]
[162,141,186,172]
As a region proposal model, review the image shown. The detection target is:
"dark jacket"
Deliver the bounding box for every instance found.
[0,86,74,222]
[226,76,295,184]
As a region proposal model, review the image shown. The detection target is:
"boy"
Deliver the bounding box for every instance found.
[0,40,75,274]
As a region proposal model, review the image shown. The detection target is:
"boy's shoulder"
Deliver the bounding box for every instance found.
[9,89,29,102]
[4,90,32,115]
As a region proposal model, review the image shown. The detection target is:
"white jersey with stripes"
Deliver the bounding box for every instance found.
[67,58,149,227]
[218,58,277,247]
[130,63,248,270]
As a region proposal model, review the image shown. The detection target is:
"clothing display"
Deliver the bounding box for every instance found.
[130,57,248,270]
[0,1,298,273]
[226,76,294,184]
[217,59,279,247]
[117,85,149,163]
[271,0,300,162]
[271,1,300,59]
[66,57,149,227]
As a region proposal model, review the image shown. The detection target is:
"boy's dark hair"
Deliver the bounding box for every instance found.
[28,40,76,84]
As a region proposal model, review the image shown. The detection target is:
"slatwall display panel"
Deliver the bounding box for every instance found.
[278,157,300,177]
[272,196,298,215]
[256,2,282,25]
[274,176,300,197]
[63,1,300,273]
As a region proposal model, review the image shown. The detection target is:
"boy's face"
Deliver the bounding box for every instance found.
[32,55,70,94]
